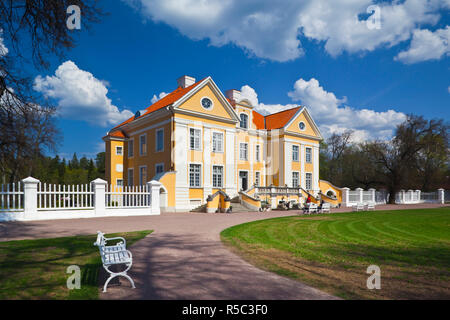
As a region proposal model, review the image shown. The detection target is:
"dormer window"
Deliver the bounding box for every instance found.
[239,113,248,129]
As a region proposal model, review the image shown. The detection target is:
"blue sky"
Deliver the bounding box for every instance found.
[9,0,449,159]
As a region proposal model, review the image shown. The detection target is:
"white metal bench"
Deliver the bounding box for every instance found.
[94,231,135,293]
[307,203,318,214]
[320,202,331,213]
[365,202,375,211]
[352,203,365,212]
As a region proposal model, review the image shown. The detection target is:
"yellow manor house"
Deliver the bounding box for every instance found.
[104,75,341,212]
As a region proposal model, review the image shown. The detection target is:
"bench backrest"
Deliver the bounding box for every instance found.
[309,203,318,209]
[322,203,331,209]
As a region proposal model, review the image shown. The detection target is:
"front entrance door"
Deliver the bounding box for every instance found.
[239,171,248,191]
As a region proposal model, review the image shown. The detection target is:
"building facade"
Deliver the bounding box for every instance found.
[103,75,324,212]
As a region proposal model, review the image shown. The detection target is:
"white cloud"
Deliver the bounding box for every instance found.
[151,91,168,104]
[125,0,449,62]
[33,61,133,127]
[241,78,406,141]
[395,26,450,64]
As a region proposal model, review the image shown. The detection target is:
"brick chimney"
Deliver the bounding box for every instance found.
[225,89,241,104]
[177,75,196,88]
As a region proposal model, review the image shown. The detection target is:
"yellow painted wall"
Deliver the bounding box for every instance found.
[159,171,176,208]
[105,139,124,187]
[178,83,233,120]
[286,111,318,137]
[319,180,343,203]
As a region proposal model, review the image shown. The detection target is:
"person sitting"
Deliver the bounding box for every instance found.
[302,195,312,214]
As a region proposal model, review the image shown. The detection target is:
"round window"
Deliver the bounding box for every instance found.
[201,97,213,109]
[299,122,306,130]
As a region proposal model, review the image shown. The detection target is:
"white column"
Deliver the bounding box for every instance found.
[416,190,421,203]
[174,122,189,211]
[438,188,445,204]
[203,127,212,200]
[22,177,40,219]
[313,145,319,192]
[342,187,350,207]
[91,178,107,216]
[285,142,291,187]
[356,188,363,204]
[148,180,162,214]
[369,188,376,203]
[399,190,405,204]
[225,130,236,196]
[300,144,305,188]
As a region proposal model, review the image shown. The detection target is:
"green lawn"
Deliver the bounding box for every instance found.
[221,207,450,299]
[0,230,152,299]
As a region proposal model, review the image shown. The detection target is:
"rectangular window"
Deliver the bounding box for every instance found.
[116,179,123,187]
[305,173,312,190]
[255,172,260,186]
[139,166,147,186]
[190,128,201,150]
[256,145,260,162]
[212,166,223,188]
[156,128,164,152]
[127,168,134,186]
[306,147,312,163]
[292,172,299,188]
[292,145,299,162]
[212,132,223,153]
[155,163,164,175]
[140,134,147,156]
[128,140,134,157]
[189,164,201,187]
[116,146,123,156]
[239,143,248,161]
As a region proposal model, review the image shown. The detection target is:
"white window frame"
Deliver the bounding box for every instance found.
[212,131,224,153]
[292,171,300,188]
[305,172,313,190]
[212,165,224,188]
[255,171,261,187]
[115,146,123,156]
[306,147,312,163]
[139,133,147,156]
[189,128,202,151]
[155,163,164,175]
[239,143,248,161]
[256,145,260,162]
[155,128,164,152]
[239,113,249,129]
[127,168,134,186]
[292,145,299,162]
[139,165,147,186]
[128,139,134,158]
[200,96,214,111]
[189,163,202,188]
[116,179,123,188]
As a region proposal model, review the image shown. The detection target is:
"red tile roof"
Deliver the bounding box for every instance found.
[252,110,265,129]
[109,78,205,133]
[264,107,301,130]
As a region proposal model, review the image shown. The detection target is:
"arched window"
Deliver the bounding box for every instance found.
[240,113,248,129]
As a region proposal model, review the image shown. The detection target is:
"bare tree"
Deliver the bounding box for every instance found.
[0,1,103,181]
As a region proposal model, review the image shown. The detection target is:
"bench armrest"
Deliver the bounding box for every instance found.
[104,236,127,246]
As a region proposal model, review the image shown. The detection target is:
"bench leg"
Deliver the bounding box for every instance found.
[103,263,135,293]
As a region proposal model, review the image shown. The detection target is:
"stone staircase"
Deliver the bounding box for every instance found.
[230,196,254,212]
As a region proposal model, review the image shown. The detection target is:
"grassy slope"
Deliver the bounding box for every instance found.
[221,208,450,299]
[0,230,152,299]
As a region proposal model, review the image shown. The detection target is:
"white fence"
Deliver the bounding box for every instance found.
[0,177,162,222]
[342,188,445,207]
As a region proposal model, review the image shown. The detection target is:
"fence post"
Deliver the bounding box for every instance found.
[399,190,405,204]
[22,177,40,219]
[356,188,363,204]
[270,185,277,209]
[342,187,350,207]
[148,180,162,214]
[416,190,421,203]
[438,188,445,204]
[369,188,376,203]
[92,178,107,216]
